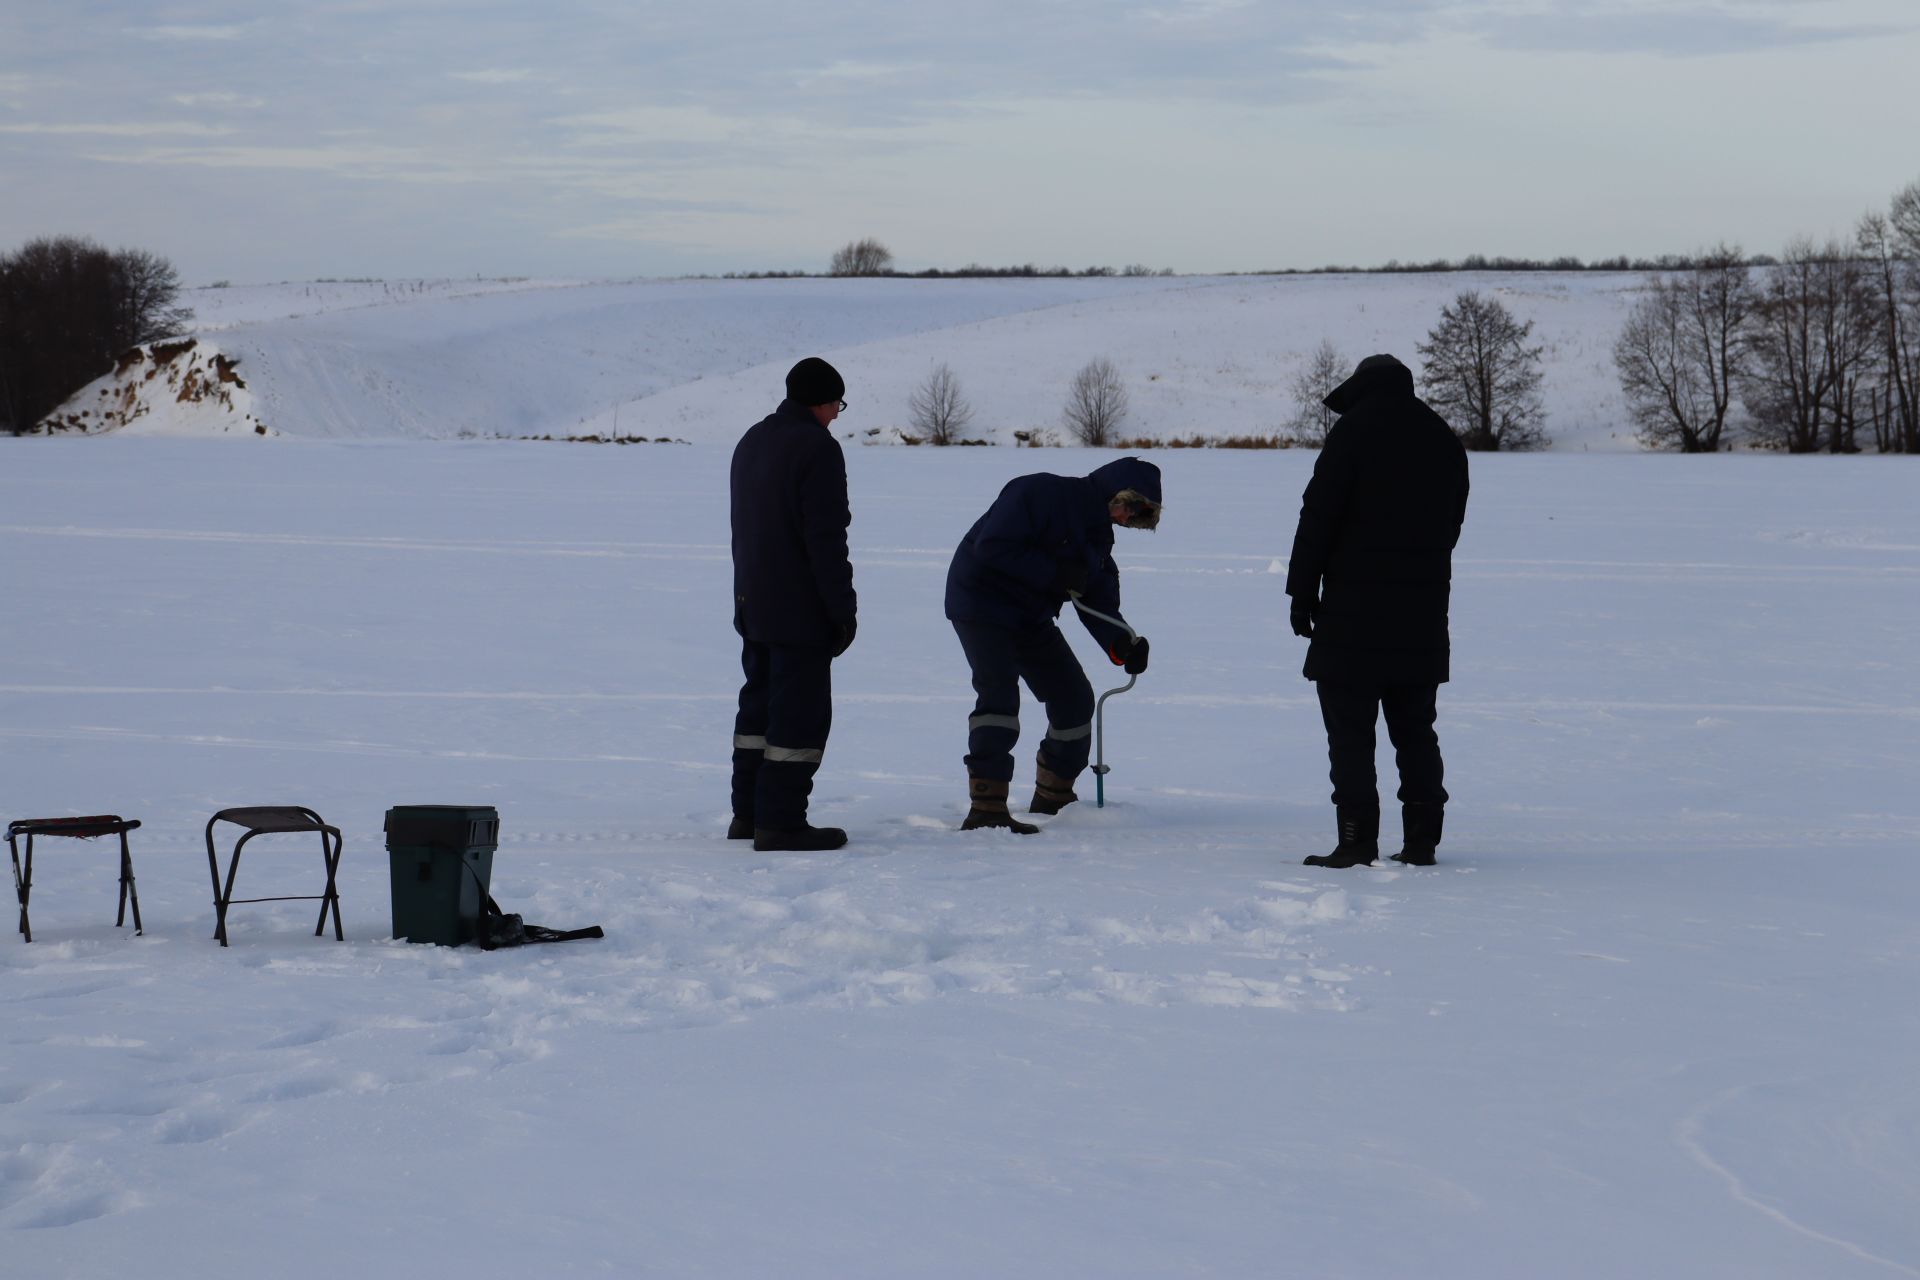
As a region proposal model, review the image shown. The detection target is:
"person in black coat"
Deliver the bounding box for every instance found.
[946,457,1160,832]
[729,357,857,852]
[1286,354,1469,867]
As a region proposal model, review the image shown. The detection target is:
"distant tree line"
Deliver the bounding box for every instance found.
[0,236,192,434]
[1248,252,1781,277]
[1613,178,1920,453]
[716,239,1173,281]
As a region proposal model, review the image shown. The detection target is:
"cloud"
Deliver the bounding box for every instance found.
[1468,4,1905,57]
[0,121,239,137]
[170,92,267,110]
[448,69,533,85]
[553,105,760,148]
[90,141,450,179]
[126,24,249,42]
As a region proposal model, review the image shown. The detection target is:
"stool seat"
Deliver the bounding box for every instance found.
[8,814,144,943]
[211,807,334,836]
[9,815,141,840]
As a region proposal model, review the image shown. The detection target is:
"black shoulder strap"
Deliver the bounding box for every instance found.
[482,892,602,948]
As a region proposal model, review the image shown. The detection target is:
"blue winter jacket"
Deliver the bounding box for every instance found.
[945,457,1159,657]
[731,399,856,648]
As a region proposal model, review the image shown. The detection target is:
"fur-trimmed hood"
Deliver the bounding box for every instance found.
[1086,457,1162,507]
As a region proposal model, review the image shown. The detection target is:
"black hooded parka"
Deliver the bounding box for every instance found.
[1285,356,1469,686]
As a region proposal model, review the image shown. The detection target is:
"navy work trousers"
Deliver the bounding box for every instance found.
[732,639,833,830]
[952,620,1095,784]
[1315,680,1448,811]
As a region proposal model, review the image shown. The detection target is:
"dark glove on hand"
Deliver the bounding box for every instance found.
[1289,603,1315,639]
[831,617,857,658]
[1049,558,1089,598]
[1123,634,1150,675]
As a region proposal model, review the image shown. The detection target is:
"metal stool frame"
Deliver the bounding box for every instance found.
[205,807,344,947]
[8,815,144,943]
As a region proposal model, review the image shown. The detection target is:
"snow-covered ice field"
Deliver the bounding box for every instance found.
[3,440,1917,1277]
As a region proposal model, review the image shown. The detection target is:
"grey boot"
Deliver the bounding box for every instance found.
[1304,805,1380,868]
[962,776,1040,834]
[1391,803,1444,866]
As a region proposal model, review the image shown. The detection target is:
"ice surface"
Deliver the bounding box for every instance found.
[1,442,1916,1277]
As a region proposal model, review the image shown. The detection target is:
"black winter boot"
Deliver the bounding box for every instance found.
[752,823,848,852]
[727,815,754,840]
[962,777,1040,834]
[1304,805,1380,868]
[1028,757,1079,816]
[1391,803,1444,865]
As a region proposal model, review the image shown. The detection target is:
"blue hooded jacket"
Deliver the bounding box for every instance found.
[945,457,1160,656]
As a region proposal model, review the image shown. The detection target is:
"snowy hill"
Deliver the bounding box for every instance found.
[41,272,1648,448]
[1,439,1916,1275]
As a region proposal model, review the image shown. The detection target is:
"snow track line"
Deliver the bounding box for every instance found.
[0,525,728,561]
[1677,1094,1920,1277]
[9,526,1915,581]
[0,723,730,768]
[1,686,1916,719]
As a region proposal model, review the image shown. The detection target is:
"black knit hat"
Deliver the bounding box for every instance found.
[785,357,845,407]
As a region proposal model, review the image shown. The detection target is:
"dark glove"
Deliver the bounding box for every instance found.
[1049,558,1089,598]
[831,617,857,658]
[1113,637,1152,675]
[1289,602,1315,639]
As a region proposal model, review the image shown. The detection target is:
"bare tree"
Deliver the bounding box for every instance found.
[112,248,193,351]
[1062,357,1129,446]
[1416,290,1549,450]
[829,238,894,277]
[908,363,974,445]
[1742,238,1881,453]
[0,236,193,434]
[1613,247,1751,452]
[1891,178,1920,258]
[1284,339,1345,446]
[1857,211,1919,453]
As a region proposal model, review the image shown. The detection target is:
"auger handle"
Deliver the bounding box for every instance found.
[1069,592,1140,808]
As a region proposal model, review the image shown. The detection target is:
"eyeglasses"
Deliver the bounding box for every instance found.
[837,399,848,412]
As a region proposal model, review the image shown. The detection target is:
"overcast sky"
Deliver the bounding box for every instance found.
[3,1,1915,283]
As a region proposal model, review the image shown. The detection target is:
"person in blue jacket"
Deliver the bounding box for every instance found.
[729,357,858,852]
[945,458,1160,832]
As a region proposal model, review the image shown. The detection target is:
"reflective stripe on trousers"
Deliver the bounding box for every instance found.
[764,744,824,764]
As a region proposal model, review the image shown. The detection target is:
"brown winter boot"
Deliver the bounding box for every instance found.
[1028,757,1079,816]
[961,776,1040,834]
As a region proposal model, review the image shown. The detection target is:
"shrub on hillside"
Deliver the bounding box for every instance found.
[1062,357,1129,446]
[908,364,975,445]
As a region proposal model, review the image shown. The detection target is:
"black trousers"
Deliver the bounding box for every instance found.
[953,620,1095,784]
[1315,680,1448,811]
[732,639,833,830]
